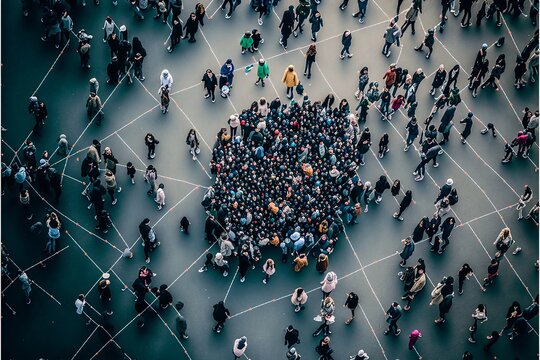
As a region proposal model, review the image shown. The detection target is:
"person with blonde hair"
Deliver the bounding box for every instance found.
[493,227,514,259]
[313,296,335,337]
[282,65,299,99]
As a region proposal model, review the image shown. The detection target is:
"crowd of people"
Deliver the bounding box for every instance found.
[2,0,539,358]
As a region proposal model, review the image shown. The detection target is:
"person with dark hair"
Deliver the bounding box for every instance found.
[279,6,295,49]
[166,17,183,53]
[457,263,473,295]
[482,258,500,287]
[468,304,487,343]
[343,292,359,324]
[393,190,413,221]
[183,12,199,43]
[175,301,189,339]
[434,276,454,324]
[414,28,434,58]
[284,325,300,348]
[384,302,402,335]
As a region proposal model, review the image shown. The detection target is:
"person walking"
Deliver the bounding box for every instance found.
[399,237,415,266]
[262,258,275,284]
[414,28,434,58]
[166,17,183,53]
[254,59,269,87]
[160,69,173,91]
[482,258,500,287]
[18,271,32,304]
[343,292,359,324]
[279,6,295,49]
[404,117,419,151]
[402,268,426,310]
[484,330,500,351]
[282,65,299,100]
[19,189,33,220]
[284,325,300,348]
[408,329,422,350]
[212,301,230,332]
[517,184,534,220]
[401,4,419,36]
[159,86,170,114]
[145,133,159,159]
[351,0,369,23]
[502,301,522,332]
[293,0,310,36]
[183,12,199,43]
[457,263,473,295]
[468,304,488,343]
[481,54,506,91]
[238,247,250,282]
[340,30,353,59]
[291,287,308,312]
[46,212,61,255]
[434,277,454,324]
[144,165,157,196]
[493,227,514,259]
[233,336,248,359]
[98,273,113,316]
[309,11,323,42]
[304,44,317,79]
[313,296,335,337]
[393,190,413,221]
[75,294,92,325]
[382,19,401,57]
[384,302,402,335]
[175,301,189,339]
[286,347,301,360]
[186,129,200,161]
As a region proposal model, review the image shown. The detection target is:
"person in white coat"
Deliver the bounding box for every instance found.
[233,336,248,359]
[155,183,165,210]
[320,271,338,298]
[160,69,173,91]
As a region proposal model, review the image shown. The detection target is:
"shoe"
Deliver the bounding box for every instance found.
[240,277,245,283]
[225,14,231,19]
[192,155,197,161]
[395,329,401,336]
[433,163,439,168]
[26,298,31,305]
[117,187,122,193]
[182,334,189,339]
[262,279,267,284]
[383,330,390,335]
[414,175,424,181]
[393,213,398,219]
[359,160,365,166]
[294,306,301,313]
[398,217,403,221]
[216,327,221,333]
[241,50,245,54]
[412,171,418,176]
[352,13,358,17]
[195,148,201,154]
[469,326,475,332]
[112,199,117,205]
[258,18,263,26]
[378,153,383,158]
[223,271,228,277]
[438,149,444,155]
[131,178,135,184]
[157,205,162,210]
[512,247,522,255]
[434,318,445,324]
[313,331,321,337]
[386,51,391,58]
[27,214,33,220]
[293,31,298,37]
[198,266,207,272]
[403,305,410,311]
[348,54,354,58]
[340,55,345,59]
[41,36,47,42]
[212,99,215,103]
[145,258,151,263]
[107,311,114,316]
[359,17,364,23]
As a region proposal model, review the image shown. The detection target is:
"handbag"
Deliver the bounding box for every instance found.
[313,314,323,322]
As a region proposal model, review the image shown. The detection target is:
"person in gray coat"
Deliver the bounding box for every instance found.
[382,19,401,57]
[175,301,189,339]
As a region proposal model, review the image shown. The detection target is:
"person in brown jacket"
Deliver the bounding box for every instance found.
[316,253,329,273]
[293,253,308,272]
[282,65,299,100]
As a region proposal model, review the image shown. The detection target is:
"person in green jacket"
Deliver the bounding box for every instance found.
[255,59,270,87]
[240,32,254,54]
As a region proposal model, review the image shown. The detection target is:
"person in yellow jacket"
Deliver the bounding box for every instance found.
[282,65,299,99]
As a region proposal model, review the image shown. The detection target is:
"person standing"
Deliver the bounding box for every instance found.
[255,59,269,87]
[399,237,415,266]
[382,19,401,57]
[159,86,170,114]
[144,165,158,196]
[98,273,113,316]
[344,292,359,324]
[352,0,369,23]
[282,65,299,100]
[384,302,402,335]
[160,69,173,91]
[279,6,295,49]
[19,189,33,220]
[401,4,419,36]
[459,111,473,143]
[183,12,199,43]
[493,227,514,259]
[393,190,412,220]
[28,96,48,136]
[233,336,248,359]
[18,271,32,305]
[414,28,434,59]
[517,184,534,219]
[46,213,61,255]
[145,133,159,159]
[86,92,103,125]
[291,287,308,312]
[304,44,317,79]
[155,183,166,210]
[340,30,353,59]
[482,258,500,287]
[175,301,189,339]
[75,294,92,325]
[286,347,301,360]
[309,11,323,42]
[320,271,338,298]
[484,330,500,351]
[434,277,454,324]
[262,258,275,284]
[468,304,488,343]
[316,336,334,360]
[104,169,121,205]
[201,69,218,102]
[313,296,335,337]
[238,247,250,282]
[457,263,473,295]
[502,301,522,332]
[408,329,421,350]
[284,325,300,348]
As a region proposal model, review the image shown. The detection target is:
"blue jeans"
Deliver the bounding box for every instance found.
[47,237,57,254]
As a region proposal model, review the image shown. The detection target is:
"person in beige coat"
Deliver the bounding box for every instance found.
[282,65,299,99]
[104,169,121,205]
[402,269,426,310]
[291,287,308,312]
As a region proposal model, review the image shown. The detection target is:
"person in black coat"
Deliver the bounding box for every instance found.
[183,13,199,43]
[279,5,295,49]
[439,216,455,253]
[201,69,218,102]
[350,179,364,204]
[238,248,251,282]
[393,190,412,220]
[356,128,371,166]
[460,112,473,143]
[443,65,460,96]
[284,325,300,348]
[48,168,62,202]
[374,175,390,204]
[412,216,428,242]
[438,105,456,145]
[414,28,434,58]
[340,30,353,59]
[167,17,183,52]
[435,178,453,203]
[430,65,447,95]
[426,214,441,245]
[212,301,230,332]
[180,216,190,234]
[90,179,106,216]
[460,0,474,26]
[107,57,120,84]
[344,292,359,324]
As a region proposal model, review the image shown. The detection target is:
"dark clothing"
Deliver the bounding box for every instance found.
[284,328,300,348]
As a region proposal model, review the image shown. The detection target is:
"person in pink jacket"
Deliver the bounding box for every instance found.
[233,336,248,359]
[408,329,422,350]
[320,271,338,298]
[291,287,308,312]
[262,258,275,284]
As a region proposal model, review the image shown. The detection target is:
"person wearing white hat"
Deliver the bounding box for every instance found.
[160,69,173,91]
[435,178,453,204]
[350,349,369,359]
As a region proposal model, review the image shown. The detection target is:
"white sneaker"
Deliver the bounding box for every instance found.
[223,271,228,277]
[131,178,135,184]
[262,279,267,284]
[192,155,197,161]
[117,187,122,192]
[512,247,522,255]
[240,277,245,283]
[258,18,263,26]
[112,199,117,205]
[195,148,200,154]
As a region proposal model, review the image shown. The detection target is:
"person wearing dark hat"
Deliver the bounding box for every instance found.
[175,301,189,339]
[414,28,434,59]
[98,273,113,316]
[284,325,300,348]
